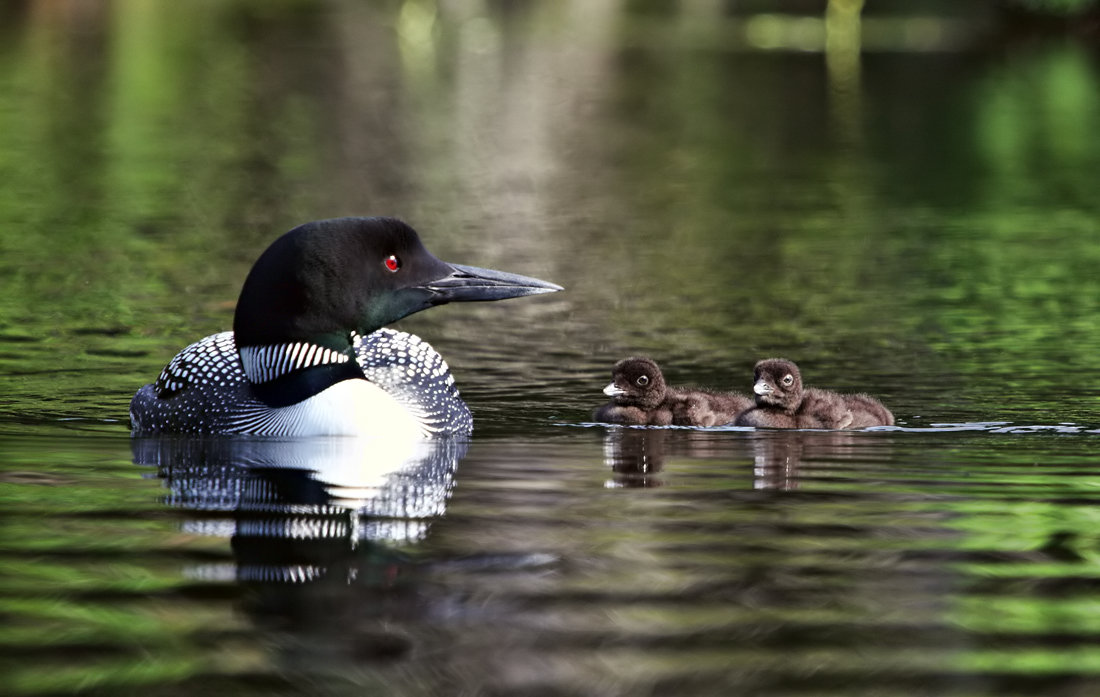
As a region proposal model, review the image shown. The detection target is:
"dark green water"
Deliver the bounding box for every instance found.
[2,2,1099,695]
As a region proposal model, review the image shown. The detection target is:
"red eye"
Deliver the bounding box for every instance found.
[384,255,401,272]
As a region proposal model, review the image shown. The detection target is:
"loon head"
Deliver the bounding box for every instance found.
[603,357,668,410]
[752,358,803,411]
[232,216,562,351]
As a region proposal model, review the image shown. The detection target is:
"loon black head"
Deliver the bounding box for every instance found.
[603,357,668,410]
[233,217,562,350]
[751,358,803,411]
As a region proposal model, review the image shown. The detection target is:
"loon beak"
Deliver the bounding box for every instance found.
[603,382,625,397]
[426,263,563,303]
[753,380,772,396]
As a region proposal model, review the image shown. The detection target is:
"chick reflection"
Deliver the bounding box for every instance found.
[750,431,803,490]
[750,430,888,490]
[602,428,668,487]
[602,428,750,488]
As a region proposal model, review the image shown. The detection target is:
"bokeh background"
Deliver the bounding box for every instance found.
[2,0,1099,429]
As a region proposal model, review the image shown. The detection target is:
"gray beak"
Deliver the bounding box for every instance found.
[426,263,562,303]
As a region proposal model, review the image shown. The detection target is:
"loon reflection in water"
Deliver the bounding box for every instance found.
[133,435,467,582]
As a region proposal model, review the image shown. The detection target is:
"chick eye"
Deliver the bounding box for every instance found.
[384,255,401,272]
[636,375,650,387]
[782,374,794,386]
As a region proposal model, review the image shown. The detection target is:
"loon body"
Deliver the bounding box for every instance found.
[130,217,561,438]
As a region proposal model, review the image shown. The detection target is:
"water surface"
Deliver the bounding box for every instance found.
[2,2,1099,695]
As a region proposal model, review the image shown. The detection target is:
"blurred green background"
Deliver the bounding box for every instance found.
[2,0,1098,429]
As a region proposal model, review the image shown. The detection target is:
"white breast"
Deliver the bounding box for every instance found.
[226,379,430,439]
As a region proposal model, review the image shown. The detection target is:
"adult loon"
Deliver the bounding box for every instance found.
[130,217,562,438]
[734,358,894,429]
[593,357,753,427]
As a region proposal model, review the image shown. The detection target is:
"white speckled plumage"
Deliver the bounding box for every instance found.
[130,329,473,437]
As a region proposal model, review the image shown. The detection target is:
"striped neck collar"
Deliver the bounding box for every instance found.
[238,334,363,384]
